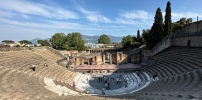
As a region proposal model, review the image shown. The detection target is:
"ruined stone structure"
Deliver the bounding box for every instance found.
[180,20,202,33]
[148,20,202,56]
[66,47,141,73]
[71,52,127,66]
[86,48,122,53]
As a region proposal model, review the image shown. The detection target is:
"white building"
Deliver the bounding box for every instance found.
[85,43,103,48]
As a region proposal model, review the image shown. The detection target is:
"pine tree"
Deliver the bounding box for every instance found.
[164,1,172,36]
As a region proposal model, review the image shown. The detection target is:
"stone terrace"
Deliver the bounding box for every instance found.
[132,47,202,100]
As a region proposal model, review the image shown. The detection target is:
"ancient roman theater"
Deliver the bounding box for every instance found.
[1,20,202,100]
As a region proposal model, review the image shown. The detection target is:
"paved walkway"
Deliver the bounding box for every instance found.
[88,73,127,90]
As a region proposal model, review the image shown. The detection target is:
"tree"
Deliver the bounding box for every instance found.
[172,18,186,33]
[121,35,134,49]
[49,33,66,50]
[98,34,111,44]
[2,40,14,44]
[50,32,85,51]
[137,30,141,42]
[147,8,164,50]
[66,32,85,51]
[37,40,50,46]
[164,1,172,36]
[19,40,32,44]
[142,29,150,46]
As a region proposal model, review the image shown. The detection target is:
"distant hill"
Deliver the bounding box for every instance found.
[30,35,123,44]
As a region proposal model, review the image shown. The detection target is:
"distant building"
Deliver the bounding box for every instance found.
[85,43,103,48]
[85,43,123,48]
[1,40,19,47]
[25,44,35,47]
[103,43,122,48]
[35,44,42,46]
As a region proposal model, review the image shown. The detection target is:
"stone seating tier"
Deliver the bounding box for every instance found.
[136,47,202,99]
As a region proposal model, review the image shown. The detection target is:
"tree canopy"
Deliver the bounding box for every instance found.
[37,40,50,46]
[121,29,146,49]
[145,7,164,50]
[142,29,150,46]
[49,32,85,51]
[98,34,111,44]
[164,1,172,36]
[172,18,186,33]
[121,35,134,49]
[2,40,14,44]
[137,30,141,42]
[19,40,32,44]
[50,33,66,50]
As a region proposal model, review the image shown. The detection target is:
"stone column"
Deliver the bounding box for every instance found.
[103,55,105,64]
[125,55,128,64]
[121,54,123,60]
[110,54,112,64]
[82,59,84,65]
[116,53,119,65]
[96,56,98,62]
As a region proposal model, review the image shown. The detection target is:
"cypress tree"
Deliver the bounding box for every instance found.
[148,7,164,49]
[164,1,172,36]
[137,30,140,42]
[154,7,164,41]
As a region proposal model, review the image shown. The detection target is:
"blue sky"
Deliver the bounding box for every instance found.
[0,0,202,42]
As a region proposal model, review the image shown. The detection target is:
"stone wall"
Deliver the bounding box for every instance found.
[56,58,68,67]
[110,53,127,65]
[180,20,202,33]
[72,57,84,65]
[171,20,202,47]
[131,55,139,64]
[150,36,172,56]
[132,20,202,66]
[172,35,202,47]
[150,20,202,56]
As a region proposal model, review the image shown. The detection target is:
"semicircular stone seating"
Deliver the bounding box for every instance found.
[0,47,153,99]
[132,47,202,100]
[2,46,202,99]
[73,72,150,96]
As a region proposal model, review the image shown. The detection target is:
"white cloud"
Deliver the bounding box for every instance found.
[0,18,83,30]
[21,14,30,19]
[0,18,114,31]
[171,12,202,21]
[0,0,78,19]
[120,10,152,20]
[116,18,138,25]
[0,11,15,18]
[115,10,153,26]
[86,14,111,23]
[73,2,111,23]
